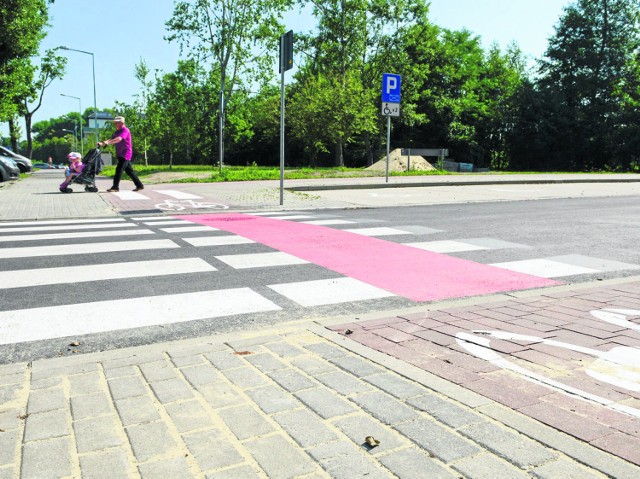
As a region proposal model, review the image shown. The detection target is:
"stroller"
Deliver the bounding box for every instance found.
[59,148,104,193]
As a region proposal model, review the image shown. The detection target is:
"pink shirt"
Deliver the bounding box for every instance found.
[112,125,132,160]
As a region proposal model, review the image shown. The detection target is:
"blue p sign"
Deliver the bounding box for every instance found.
[382,73,401,103]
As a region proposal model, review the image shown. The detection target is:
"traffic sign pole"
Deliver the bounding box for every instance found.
[381,73,401,183]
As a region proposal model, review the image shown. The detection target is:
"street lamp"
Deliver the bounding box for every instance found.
[58,46,98,145]
[62,129,77,151]
[61,93,83,156]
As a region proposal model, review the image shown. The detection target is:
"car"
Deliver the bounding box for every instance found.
[33,162,54,169]
[0,154,20,182]
[0,146,32,173]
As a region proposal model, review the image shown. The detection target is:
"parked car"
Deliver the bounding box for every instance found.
[0,146,32,173]
[0,154,20,182]
[33,162,54,169]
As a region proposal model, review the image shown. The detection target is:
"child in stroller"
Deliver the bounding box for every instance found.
[59,148,102,193]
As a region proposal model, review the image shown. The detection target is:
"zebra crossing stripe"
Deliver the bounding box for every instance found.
[1,258,216,289]
[140,220,193,226]
[0,239,180,259]
[0,288,280,345]
[159,226,219,233]
[155,190,202,199]
[183,236,255,246]
[0,218,126,227]
[0,223,139,233]
[0,229,154,243]
[112,191,148,200]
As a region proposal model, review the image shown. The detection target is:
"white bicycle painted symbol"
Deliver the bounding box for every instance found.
[155,199,229,211]
[456,308,640,418]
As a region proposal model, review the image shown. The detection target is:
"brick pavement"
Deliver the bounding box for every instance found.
[2,325,636,478]
[328,279,640,469]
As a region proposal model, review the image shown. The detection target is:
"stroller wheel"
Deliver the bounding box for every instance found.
[87,186,99,193]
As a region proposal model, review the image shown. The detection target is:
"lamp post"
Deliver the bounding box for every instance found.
[61,93,83,156]
[59,47,98,145]
[62,129,77,151]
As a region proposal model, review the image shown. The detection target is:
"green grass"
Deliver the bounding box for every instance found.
[99,164,456,183]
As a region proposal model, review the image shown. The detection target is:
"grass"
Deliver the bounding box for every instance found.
[99,164,455,183]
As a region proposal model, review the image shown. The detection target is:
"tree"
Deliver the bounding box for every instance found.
[166,0,293,167]
[0,0,52,149]
[538,0,640,170]
[19,49,67,158]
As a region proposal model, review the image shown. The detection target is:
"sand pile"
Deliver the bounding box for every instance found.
[365,148,436,172]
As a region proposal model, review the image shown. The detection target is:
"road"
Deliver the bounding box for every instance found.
[2,195,639,364]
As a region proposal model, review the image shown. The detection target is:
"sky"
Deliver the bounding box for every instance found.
[3,0,574,139]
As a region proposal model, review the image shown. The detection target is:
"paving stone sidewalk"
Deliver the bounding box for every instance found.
[1,324,636,478]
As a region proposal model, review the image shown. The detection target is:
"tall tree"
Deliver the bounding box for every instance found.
[538,0,640,170]
[166,0,292,166]
[19,49,67,158]
[0,0,51,145]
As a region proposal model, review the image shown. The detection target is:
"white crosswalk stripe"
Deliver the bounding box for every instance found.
[1,258,216,289]
[112,191,148,200]
[0,288,280,345]
[0,222,139,233]
[155,190,203,199]
[0,218,126,227]
[0,239,179,259]
[0,228,154,242]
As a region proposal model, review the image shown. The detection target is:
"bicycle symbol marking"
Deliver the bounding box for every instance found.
[155,199,229,211]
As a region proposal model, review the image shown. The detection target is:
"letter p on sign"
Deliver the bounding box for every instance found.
[381,73,401,103]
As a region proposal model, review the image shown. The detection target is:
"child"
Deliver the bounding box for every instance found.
[59,152,84,193]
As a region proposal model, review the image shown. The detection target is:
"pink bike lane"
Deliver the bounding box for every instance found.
[329,281,640,466]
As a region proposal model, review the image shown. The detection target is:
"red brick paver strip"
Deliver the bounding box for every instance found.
[329,281,640,466]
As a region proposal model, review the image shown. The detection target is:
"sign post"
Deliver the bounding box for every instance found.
[279,30,294,205]
[381,73,401,183]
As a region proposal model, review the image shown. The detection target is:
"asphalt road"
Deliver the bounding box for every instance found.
[2,194,639,364]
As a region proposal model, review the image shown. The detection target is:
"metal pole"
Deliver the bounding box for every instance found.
[219,88,224,172]
[59,48,97,146]
[385,115,390,183]
[280,68,285,205]
[61,94,83,156]
[91,53,98,145]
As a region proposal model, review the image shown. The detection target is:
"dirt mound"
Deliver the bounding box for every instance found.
[366,148,436,172]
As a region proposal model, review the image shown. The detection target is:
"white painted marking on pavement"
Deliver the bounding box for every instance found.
[0,218,126,227]
[215,252,308,269]
[140,220,192,226]
[155,190,203,199]
[269,277,395,307]
[301,219,356,226]
[160,226,219,233]
[269,215,316,220]
[0,239,180,259]
[0,223,138,233]
[130,217,168,221]
[1,258,216,289]
[0,229,154,243]
[404,240,488,253]
[183,236,255,247]
[112,191,148,200]
[0,288,280,345]
[344,227,413,237]
[490,259,599,278]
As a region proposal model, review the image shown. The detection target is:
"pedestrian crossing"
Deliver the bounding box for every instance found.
[1,212,639,348]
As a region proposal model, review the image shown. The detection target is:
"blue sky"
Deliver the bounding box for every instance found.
[5,0,573,139]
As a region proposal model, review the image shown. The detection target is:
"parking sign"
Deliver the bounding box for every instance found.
[381,73,401,103]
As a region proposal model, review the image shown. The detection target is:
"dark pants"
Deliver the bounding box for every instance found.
[112,157,143,189]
